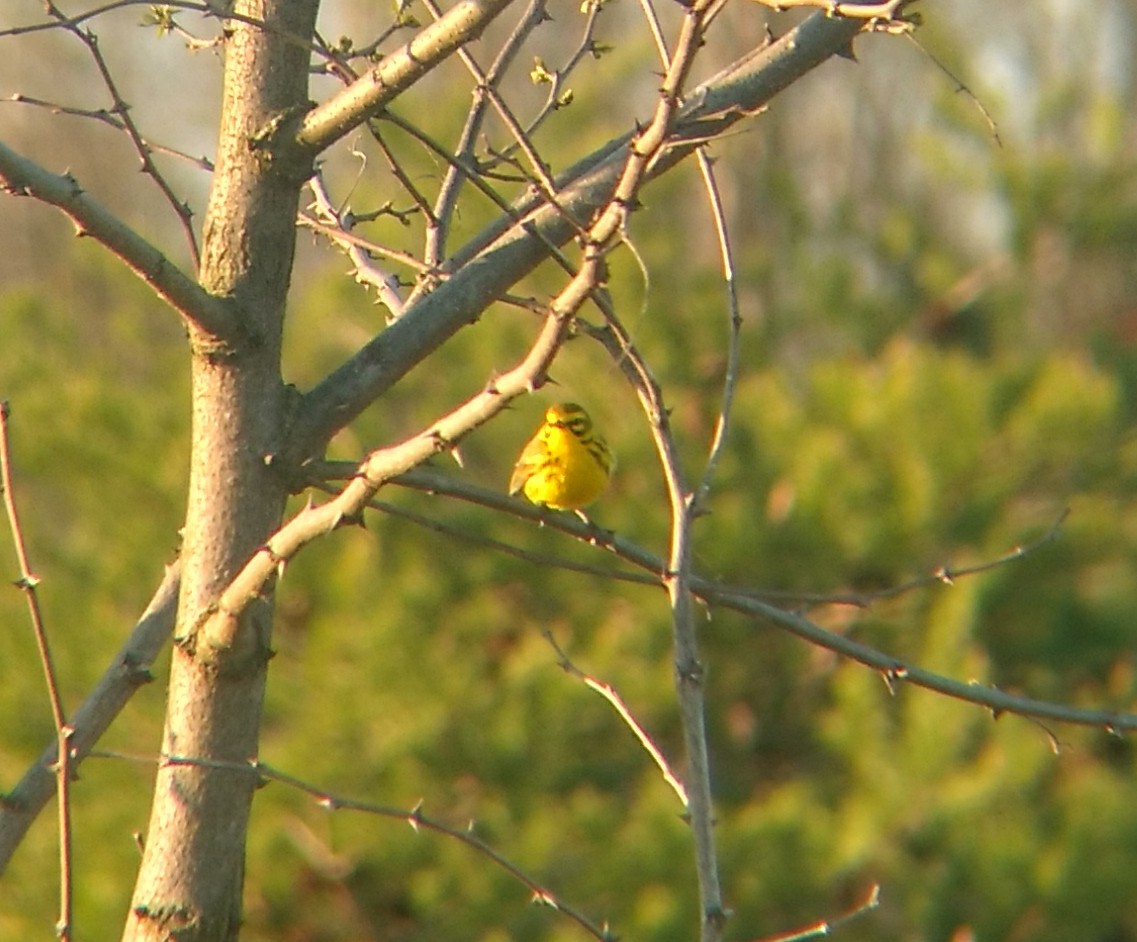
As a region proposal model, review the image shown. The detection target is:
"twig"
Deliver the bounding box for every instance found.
[755,883,881,942]
[305,173,408,320]
[426,0,550,265]
[417,0,575,225]
[365,122,437,231]
[0,402,73,939]
[309,473,657,588]
[0,561,180,875]
[635,0,671,68]
[296,210,435,277]
[377,110,591,307]
[544,632,689,806]
[86,750,615,940]
[744,0,914,24]
[904,30,1001,147]
[514,1,607,151]
[691,148,742,510]
[5,94,215,172]
[40,2,201,267]
[714,509,1071,609]
[0,140,238,343]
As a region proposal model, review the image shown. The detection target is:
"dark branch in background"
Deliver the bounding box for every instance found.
[5,95,215,173]
[279,10,865,474]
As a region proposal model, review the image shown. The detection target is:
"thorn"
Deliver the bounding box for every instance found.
[881,664,908,694]
[407,799,424,832]
[530,888,559,908]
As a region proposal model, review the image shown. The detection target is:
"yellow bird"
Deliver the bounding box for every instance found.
[509,402,613,510]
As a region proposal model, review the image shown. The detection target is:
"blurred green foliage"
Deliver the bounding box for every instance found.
[6,6,1137,942]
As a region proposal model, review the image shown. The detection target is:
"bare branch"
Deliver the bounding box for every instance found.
[690,150,742,510]
[381,476,1137,734]
[0,401,72,936]
[545,632,690,806]
[427,0,551,264]
[5,94,215,172]
[756,883,881,942]
[0,142,239,343]
[305,173,408,319]
[39,5,203,266]
[0,562,179,875]
[281,10,865,472]
[743,0,915,23]
[92,751,615,940]
[296,0,519,157]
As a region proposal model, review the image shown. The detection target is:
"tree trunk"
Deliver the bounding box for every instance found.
[123,1,320,938]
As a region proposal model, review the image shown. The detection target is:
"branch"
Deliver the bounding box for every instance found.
[304,173,408,320]
[295,0,519,157]
[39,4,202,266]
[281,10,865,472]
[756,883,881,942]
[91,751,615,940]
[6,94,215,173]
[545,632,689,807]
[743,0,916,24]
[426,0,553,265]
[200,283,593,653]
[0,141,239,343]
[0,561,180,875]
[690,150,743,509]
[322,470,1137,734]
[0,403,72,936]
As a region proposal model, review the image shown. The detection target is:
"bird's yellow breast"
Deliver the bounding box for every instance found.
[509,403,612,511]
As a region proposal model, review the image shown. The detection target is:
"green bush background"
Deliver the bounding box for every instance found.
[4,3,1137,940]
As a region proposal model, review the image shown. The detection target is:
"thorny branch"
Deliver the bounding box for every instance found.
[0,142,239,341]
[91,750,616,940]
[0,403,73,939]
[545,631,690,806]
